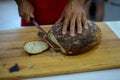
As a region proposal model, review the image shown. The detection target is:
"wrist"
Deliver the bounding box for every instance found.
[69,0,87,5]
[15,0,28,6]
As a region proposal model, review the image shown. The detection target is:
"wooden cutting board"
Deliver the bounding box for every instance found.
[0,23,120,80]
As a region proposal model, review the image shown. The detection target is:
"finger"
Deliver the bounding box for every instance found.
[19,11,23,18]
[30,7,34,18]
[55,14,64,24]
[25,14,30,22]
[62,15,70,34]
[30,12,34,19]
[25,9,33,22]
[23,14,31,22]
[70,15,76,36]
[18,8,23,17]
[21,13,28,21]
[19,12,24,18]
[82,12,88,29]
[77,15,82,34]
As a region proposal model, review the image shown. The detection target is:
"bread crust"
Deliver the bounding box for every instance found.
[38,22,102,55]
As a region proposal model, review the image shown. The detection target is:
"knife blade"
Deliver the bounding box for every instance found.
[32,19,61,51]
[32,19,47,34]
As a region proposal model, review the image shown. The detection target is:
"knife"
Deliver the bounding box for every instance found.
[32,19,47,34]
[31,19,61,51]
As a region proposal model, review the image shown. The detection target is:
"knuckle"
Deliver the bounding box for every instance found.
[70,21,74,27]
[19,12,23,17]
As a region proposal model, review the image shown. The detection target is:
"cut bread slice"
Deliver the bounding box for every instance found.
[47,33,66,53]
[24,40,49,54]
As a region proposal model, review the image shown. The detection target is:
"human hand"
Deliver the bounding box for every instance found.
[56,0,88,36]
[17,0,34,22]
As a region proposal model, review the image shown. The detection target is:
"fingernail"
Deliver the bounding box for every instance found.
[62,31,66,34]
[30,13,34,18]
[85,25,88,29]
[78,31,82,34]
[77,30,82,34]
[55,21,59,24]
[55,22,58,24]
[70,33,74,37]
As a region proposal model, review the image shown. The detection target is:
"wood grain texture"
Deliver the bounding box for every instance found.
[0,23,120,80]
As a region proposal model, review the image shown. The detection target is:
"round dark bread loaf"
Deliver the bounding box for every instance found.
[38,22,102,55]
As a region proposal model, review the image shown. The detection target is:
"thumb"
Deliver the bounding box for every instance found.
[30,8,34,18]
[30,13,34,18]
[55,15,64,24]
